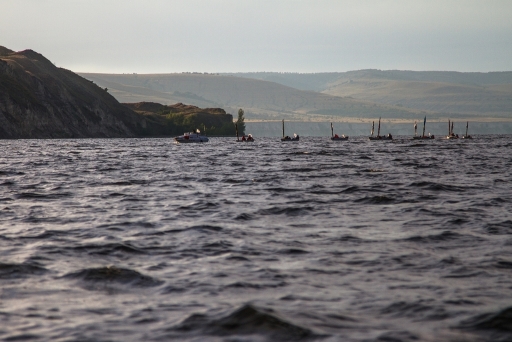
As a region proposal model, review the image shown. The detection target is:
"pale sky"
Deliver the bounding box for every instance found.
[1,0,512,73]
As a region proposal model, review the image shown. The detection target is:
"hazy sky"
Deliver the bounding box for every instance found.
[2,0,512,73]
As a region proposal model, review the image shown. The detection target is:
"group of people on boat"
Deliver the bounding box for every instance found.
[240,134,254,142]
[281,134,300,141]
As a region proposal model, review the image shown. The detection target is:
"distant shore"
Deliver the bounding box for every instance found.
[245,117,512,124]
[245,120,512,137]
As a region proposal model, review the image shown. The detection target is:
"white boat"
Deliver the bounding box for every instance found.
[174,130,209,143]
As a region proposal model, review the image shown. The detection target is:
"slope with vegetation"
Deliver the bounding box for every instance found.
[123,102,234,136]
[0,46,234,138]
[0,46,150,138]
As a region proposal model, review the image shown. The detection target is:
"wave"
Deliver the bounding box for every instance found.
[403,231,465,243]
[255,206,314,216]
[63,266,163,288]
[381,300,450,320]
[0,262,48,279]
[409,181,467,192]
[460,306,512,332]
[355,195,396,204]
[172,304,317,340]
[484,220,512,234]
[69,242,146,256]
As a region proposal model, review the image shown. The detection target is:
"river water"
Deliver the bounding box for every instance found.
[1,136,511,341]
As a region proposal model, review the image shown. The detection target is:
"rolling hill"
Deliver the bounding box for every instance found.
[78,73,424,121]
[226,70,512,119]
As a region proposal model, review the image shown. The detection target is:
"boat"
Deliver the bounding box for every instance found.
[174,129,209,143]
[462,121,472,139]
[412,116,435,139]
[242,134,255,142]
[281,119,299,141]
[235,123,255,142]
[369,117,392,140]
[330,122,348,140]
[446,120,459,139]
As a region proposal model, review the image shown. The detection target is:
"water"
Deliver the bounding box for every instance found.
[1,136,512,341]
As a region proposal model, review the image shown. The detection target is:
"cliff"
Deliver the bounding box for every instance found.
[0,47,155,138]
[123,102,235,136]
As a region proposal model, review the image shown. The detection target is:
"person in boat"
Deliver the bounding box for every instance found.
[334,134,339,138]
[284,135,290,140]
[242,135,246,141]
[387,133,393,139]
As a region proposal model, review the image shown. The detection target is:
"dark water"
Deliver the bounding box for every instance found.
[1,136,512,341]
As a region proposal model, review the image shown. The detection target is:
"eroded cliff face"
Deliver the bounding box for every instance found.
[0,47,148,138]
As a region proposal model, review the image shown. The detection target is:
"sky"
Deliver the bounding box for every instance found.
[1,0,512,73]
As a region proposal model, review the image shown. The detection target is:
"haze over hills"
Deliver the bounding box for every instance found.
[80,71,512,122]
[79,73,424,122]
[225,71,512,119]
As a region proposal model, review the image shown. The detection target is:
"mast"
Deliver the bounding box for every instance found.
[331,122,334,137]
[448,119,451,135]
[282,119,285,138]
[451,121,454,136]
[377,117,381,137]
[414,121,417,136]
[371,121,374,136]
[465,121,469,137]
[422,116,426,137]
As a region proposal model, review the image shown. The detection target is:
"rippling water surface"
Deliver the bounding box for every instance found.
[1,136,512,341]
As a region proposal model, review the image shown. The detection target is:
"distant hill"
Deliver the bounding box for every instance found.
[79,73,423,121]
[225,71,512,119]
[0,47,233,138]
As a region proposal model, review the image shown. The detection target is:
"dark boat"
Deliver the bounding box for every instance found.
[369,118,392,140]
[235,123,255,142]
[462,121,472,139]
[281,119,299,141]
[412,116,435,139]
[446,120,459,139]
[330,122,348,141]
